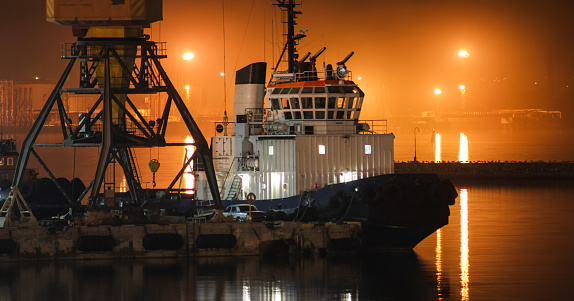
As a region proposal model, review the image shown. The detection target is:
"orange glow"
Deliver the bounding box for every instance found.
[434,133,441,162]
[183,136,195,194]
[182,52,194,61]
[436,229,443,297]
[459,133,469,163]
[458,49,469,58]
[434,88,442,95]
[460,188,469,300]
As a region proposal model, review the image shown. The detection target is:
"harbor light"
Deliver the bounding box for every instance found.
[458,50,469,58]
[182,52,194,60]
[434,88,442,95]
[459,85,465,91]
[184,85,190,91]
[220,72,225,76]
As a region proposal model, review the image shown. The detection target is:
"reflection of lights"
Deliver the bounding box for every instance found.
[436,229,443,298]
[459,133,469,163]
[273,287,282,301]
[339,171,356,183]
[119,178,127,193]
[344,292,352,301]
[434,133,441,162]
[242,282,251,300]
[182,52,194,60]
[183,136,195,194]
[460,188,469,301]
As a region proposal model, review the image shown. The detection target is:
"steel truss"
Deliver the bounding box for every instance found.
[12,37,222,210]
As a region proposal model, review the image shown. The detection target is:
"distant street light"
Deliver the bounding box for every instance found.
[434,88,442,116]
[182,52,194,61]
[459,85,466,111]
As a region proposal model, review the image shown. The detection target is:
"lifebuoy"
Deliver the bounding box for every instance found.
[247,192,256,203]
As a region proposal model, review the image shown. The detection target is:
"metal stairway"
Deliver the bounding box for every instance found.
[224,175,242,200]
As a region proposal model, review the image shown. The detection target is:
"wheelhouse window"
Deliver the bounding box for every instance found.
[315,97,326,109]
[302,97,313,109]
[271,99,281,110]
[290,98,300,109]
[302,87,313,93]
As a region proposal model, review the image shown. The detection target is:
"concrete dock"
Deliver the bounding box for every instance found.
[0,221,362,261]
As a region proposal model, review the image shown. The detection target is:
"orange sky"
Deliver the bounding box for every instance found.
[2,0,574,119]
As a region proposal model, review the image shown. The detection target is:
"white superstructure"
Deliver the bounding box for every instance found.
[195,62,394,202]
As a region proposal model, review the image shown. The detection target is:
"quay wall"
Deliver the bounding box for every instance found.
[0,222,361,261]
[395,162,574,179]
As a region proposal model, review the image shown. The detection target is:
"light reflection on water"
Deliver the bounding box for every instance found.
[419,179,574,301]
[459,188,469,301]
[458,134,469,163]
[396,128,574,162]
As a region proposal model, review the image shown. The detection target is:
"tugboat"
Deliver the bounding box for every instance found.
[193,0,457,249]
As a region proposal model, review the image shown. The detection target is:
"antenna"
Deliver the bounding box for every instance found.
[222,0,228,135]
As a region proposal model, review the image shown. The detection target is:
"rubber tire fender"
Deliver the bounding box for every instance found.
[361,184,381,205]
[328,194,350,216]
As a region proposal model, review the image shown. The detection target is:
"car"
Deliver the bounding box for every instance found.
[223,204,266,222]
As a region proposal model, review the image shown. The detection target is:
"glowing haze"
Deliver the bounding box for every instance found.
[2,0,574,123]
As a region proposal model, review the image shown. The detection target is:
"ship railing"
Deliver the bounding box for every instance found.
[270,69,353,85]
[358,120,388,134]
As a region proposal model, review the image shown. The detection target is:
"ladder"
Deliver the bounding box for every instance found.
[224,175,242,200]
[0,187,38,228]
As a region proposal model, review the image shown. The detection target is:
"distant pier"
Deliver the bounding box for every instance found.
[395,162,574,179]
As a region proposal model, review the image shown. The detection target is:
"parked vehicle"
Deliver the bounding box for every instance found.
[223,204,266,222]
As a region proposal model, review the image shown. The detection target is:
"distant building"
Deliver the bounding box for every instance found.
[0,79,61,128]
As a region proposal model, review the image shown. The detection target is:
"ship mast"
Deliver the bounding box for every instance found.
[273,0,305,75]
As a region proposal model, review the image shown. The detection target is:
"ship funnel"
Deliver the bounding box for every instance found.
[232,62,267,126]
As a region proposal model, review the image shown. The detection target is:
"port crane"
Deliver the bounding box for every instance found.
[11,0,222,215]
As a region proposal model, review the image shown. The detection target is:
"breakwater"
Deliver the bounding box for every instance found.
[395,162,574,179]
